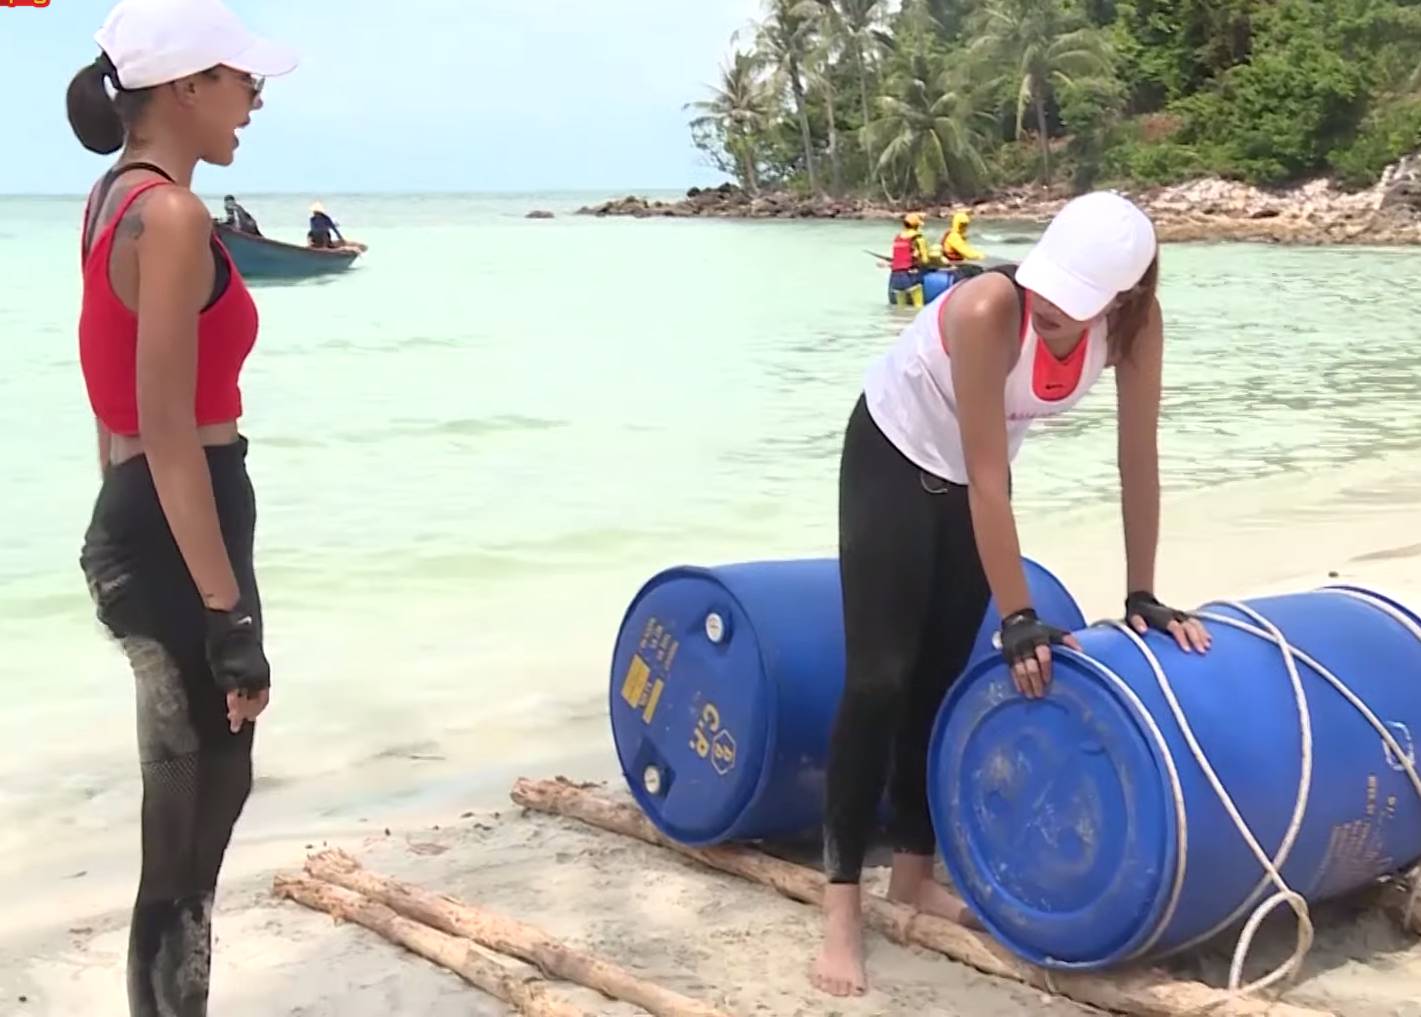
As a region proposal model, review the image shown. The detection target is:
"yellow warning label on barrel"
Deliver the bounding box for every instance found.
[621,655,665,725]
[642,679,665,724]
[621,655,651,709]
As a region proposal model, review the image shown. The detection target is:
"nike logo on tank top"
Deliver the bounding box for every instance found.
[863,286,1109,484]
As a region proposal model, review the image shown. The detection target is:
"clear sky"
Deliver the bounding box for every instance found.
[1,0,763,195]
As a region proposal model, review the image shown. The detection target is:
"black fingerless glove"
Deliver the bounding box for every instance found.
[1124,591,1190,632]
[205,604,271,695]
[999,608,1071,665]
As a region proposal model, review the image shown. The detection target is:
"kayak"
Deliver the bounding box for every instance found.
[214,223,365,280]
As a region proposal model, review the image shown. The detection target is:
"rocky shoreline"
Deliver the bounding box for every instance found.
[575,157,1421,245]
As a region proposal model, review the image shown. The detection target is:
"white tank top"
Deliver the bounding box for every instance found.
[863,281,1110,484]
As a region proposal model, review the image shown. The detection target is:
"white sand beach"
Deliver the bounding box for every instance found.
[6,452,1421,1017]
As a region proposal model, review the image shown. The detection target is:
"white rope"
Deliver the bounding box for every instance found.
[1145,605,1317,967]
[1073,586,1421,1004]
[1057,651,1193,960]
[1106,607,1315,997]
[1319,588,1421,933]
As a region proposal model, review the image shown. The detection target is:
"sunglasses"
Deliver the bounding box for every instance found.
[218,67,265,99]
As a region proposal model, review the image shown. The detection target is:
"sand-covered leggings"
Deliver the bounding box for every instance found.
[80,439,260,1017]
[823,395,992,884]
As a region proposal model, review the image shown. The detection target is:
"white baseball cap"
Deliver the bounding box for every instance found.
[95,0,298,91]
[1015,191,1157,322]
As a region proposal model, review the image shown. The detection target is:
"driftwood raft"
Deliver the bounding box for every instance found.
[272,774,1338,1017]
[275,847,733,1017]
[509,777,1333,1017]
[275,872,590,1017]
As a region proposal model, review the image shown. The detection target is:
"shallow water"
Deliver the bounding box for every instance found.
[3,191,1420,854]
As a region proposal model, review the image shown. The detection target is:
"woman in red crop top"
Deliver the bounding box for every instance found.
[69,2,297,1014]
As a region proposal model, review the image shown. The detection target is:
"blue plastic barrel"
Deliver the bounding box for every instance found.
[609,556,1084,846]
[929,586,1421,969]
[922,269,956,303]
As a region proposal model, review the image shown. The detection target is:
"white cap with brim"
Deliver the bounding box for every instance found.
[96,0,298,91]
[1014,191,1157,322]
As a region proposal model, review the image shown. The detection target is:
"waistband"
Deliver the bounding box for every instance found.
[106,435,249,477]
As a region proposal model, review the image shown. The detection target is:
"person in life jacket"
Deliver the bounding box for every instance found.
[890,212,930,272]
[941,210,984,263]
[888,213,931,306]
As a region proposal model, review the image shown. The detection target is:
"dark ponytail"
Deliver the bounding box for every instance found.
[66,52,154,155]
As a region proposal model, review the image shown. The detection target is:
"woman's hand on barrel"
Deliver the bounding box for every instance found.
[1125,591,1211,653]
[999,609,1081,699]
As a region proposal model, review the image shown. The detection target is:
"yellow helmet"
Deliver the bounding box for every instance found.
[903,212,925,229]
[952,210,971,230]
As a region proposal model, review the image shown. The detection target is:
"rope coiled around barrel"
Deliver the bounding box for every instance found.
[1083,587,1421,1003]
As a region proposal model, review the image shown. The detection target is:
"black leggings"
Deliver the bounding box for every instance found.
[80,440,261,1017]
[823,395,992,884]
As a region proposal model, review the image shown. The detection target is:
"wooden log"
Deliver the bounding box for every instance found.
[510,777,1333,1017]
[1376,871,1421,935]
[305,848,731,1017]
[273,872,589,1017]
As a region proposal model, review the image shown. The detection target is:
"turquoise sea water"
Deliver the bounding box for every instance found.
[3,192,1420,857]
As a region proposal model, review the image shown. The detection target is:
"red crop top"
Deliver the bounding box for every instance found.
[79,179,259,437]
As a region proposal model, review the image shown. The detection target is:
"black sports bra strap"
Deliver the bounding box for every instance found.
[984,262,1027,319]
[109,161,176,183]
[83,161,177,258]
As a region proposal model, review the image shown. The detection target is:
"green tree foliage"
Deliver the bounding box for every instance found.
[967,0,1114,181]
[867,39,990,198]
[687,0,1421,199]
[687,50,776,193]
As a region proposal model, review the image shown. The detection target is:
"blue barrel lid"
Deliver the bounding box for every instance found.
[608,567,774,846]
[929,646,1180,967]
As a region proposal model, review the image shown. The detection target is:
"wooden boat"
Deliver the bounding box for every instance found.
[215,223,365,280]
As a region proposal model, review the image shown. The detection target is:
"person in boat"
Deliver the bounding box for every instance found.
[888,212,931,307]
[222,193,261,235]
[813,191,1212,998]
[307,200,344,248]
[941,210,983,266]
[66,0,295,1012]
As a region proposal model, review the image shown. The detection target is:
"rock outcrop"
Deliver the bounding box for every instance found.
[576,156,1421,245]
[578,183,894,220]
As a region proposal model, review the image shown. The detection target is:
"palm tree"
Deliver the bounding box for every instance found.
[686,50,775,194]
[803,38,846,194]
[799,0,889,135]
[867,47,988,199]
[753,0,821,194]
[968,0,1113,182]
[917,0,970,41]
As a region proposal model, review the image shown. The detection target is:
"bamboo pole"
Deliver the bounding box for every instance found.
[304,848,732,1017]
[273,872,589,1017]
[510,777,1333,1017]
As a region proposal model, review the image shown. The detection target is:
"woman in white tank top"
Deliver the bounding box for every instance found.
[814,192,1212,997]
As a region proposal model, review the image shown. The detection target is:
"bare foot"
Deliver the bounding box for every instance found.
[911,879,983,928]
[886,853,983,929]
[811,883,867,997]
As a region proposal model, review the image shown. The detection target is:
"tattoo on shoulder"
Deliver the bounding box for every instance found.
[117,191,152,242]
